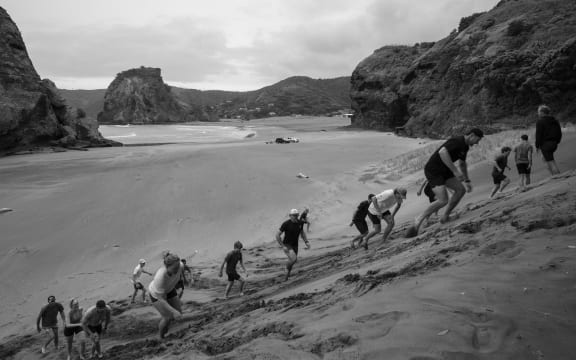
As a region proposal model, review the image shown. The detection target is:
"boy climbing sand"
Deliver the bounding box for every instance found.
[219,241,247,299]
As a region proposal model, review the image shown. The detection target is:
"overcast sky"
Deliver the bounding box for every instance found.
[2,0,499,91]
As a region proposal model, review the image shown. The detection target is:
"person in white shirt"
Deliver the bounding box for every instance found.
[148,252,184,339]
[131,259,153,304]
[360,187,406,249]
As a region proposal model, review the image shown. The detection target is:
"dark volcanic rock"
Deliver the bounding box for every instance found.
[97,67,213,124]
[350,0,576,137]
[0,7,120,152]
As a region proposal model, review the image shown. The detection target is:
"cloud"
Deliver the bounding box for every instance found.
[9,0,500,90]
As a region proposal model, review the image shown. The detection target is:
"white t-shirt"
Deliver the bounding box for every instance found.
[133,264,144,282]
[148,263,183,298]
[368,189,398,215]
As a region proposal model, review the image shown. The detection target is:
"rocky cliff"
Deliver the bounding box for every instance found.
[350,0,576,137]
[0,7,119,152]
[97,67,214,124]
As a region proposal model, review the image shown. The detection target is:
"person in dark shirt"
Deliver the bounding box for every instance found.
[535,105,562,175]
[407,128,483,237]
[36,295,66,354]
[299,208,311,233]
[490,147,512,198]
[219,241,247,299]
[276,209,310,281]
[350,194,375,249]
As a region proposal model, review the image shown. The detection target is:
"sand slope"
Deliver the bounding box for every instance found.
[1,118,575,359]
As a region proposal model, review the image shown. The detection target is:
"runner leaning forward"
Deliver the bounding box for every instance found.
[276,209,310,281]
[131,258,153,303]
[148,252,184,339]
[407,128,483,237]
[350,194,375,249]
[361,187,406,249]
[81,300,111,359]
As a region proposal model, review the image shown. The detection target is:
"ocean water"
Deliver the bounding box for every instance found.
[99,123,257,145]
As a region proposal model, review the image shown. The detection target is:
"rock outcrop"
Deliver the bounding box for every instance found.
[0,7,120,152]
[97,67,212,124]
[350,0,576,137]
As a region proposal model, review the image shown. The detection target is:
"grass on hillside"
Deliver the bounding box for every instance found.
[360,125,575,183]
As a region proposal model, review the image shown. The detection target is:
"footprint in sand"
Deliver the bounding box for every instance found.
[354,311,410,337]
[479,240,518,257]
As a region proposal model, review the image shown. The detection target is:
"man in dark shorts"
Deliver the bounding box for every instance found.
[407,128,483,237]
[219,241,247,298]
[350,194,375,249]
[276,209,310,281]
[131,258,153,303]
[535,105,562,175]
[36,295,66,354]
[490,147,512,198]
[82,300,111,359]
[514,134,533,191]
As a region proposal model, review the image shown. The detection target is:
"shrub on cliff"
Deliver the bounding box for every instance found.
[458,12,485,32]
[507,19,532,36]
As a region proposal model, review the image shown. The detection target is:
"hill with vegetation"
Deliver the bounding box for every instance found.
[350,0,576,137]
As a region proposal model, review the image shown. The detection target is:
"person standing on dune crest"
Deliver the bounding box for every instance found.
[407,128,483,237]
[276,209,310,281]
[535,104,562,175]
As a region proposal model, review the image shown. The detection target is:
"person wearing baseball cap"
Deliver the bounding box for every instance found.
[131,258,153,304]
[276,208,310,281]
[361,187,407,250]
[407,128,483,237]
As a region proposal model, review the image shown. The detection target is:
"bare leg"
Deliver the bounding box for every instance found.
[490,184,500,198]
[225,281,233,298]
[549,160,560,174]
[142,288,147,302]
[381,214,395,243]
[362,224,381,250]
[440,178,466,222]
[131,289,138,303]
[414,186,449,232]
[499,178,510,193]
[518,174,525,190]
[152,298,180,339]
[44,330,55,350]
[284,249,298,281]
[526,172,531,185]
[239,279,245,295]
[66,335,73,358]
[79,337,86,359]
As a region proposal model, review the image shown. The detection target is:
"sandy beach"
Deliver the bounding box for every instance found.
[1,116,575,359]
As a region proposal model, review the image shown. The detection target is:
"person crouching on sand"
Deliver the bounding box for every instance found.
[36,295,66,354]
[219,241,247,298]
[490,146,512,198]
[276,209,310,281]
[64,298,85,360]
[360,187,406,250]
[407,128,483,237]
[81,300,111,359]
[131,258,153,304]
[148,252,184,339]
[350,194,375,249]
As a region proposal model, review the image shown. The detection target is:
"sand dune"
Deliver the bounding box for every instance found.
[1,117,575,359]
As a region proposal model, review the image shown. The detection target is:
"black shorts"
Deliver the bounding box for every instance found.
[541,141,558,161]
[516,163,531,175]
[283,243,298,255]
[149,288,178,303]
[424,166,455,187]
[492,172,507,185]
[423,184,436,203]
[353,219,369,234]
[367,211,391,225]
[133,281,144,290]
[87,324,102,334]
[175,280,185,290]
[227,271,241,282]
[64,326,83,337]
